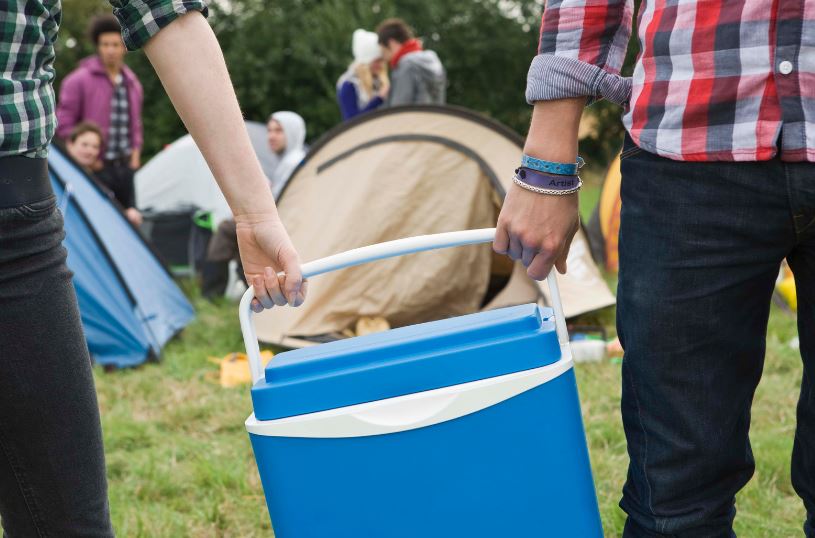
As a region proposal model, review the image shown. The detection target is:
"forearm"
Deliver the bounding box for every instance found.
[524,97,586,162]
[142,11,274,217]
[493,97,585,280]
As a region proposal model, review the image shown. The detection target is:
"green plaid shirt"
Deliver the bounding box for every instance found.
[0,0,207,158]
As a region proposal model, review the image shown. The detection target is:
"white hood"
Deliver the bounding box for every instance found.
[270,111,307,198]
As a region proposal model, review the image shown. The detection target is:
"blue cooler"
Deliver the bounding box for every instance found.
[240,230,603,537]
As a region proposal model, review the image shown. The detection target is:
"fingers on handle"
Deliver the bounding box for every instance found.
[508,234,523,261]
[252,275,275,310]
[245,273,265,312]
[266,268,287,306]
[526,251,556,281]
[527,235,563,281]
[293,279,308,307]
[521,245,537,268]
[278,247,304,306]
[250,268,287,311]
[248,275,306,312]
[493,223,510,255]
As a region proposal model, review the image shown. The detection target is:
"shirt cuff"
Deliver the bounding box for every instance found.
[525,54,632,106]
[111,0,209,51]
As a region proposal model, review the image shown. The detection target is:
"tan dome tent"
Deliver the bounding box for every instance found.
[255,106,615,347]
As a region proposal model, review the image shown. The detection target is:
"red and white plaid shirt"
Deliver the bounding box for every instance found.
[527,1,815,162]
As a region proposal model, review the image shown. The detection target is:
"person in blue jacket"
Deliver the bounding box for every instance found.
[337,29,389,121]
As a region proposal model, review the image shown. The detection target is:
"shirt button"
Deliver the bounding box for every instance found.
[779,60,794,75]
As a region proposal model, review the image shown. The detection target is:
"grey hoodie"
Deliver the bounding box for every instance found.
[388,50,447,106]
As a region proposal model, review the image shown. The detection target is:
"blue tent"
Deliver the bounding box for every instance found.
[49,145,195,368]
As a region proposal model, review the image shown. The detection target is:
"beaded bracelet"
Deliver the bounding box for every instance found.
[521,154,585,176]
[513,167,582,196]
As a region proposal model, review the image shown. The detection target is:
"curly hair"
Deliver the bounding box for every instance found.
[87,14,121,45]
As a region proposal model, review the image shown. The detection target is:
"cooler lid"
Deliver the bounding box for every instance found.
[251,304,560,421]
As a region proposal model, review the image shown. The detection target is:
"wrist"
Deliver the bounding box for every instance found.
[524,98,584,162]
[231,188,278,222]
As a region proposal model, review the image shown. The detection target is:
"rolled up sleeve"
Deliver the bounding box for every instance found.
[109,0,209,51]
[527,0,634,105]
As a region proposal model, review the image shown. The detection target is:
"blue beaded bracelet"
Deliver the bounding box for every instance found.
[521,154,585,176]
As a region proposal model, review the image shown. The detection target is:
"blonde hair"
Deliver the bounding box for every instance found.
[353,62,389,101]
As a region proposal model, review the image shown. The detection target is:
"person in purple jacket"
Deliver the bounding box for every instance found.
[57,14,143,223]
[336,29,389,121]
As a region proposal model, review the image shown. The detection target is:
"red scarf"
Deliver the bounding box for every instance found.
[390,39,423,69]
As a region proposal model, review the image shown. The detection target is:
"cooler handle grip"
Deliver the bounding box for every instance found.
[239,228,570,384]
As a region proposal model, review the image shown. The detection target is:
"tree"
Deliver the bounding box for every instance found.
[55,0,636,171]
[206,0,542,148]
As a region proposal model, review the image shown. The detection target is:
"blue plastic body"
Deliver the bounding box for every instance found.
[250,370,602,537]
[251,304,560,420]
[248,304,603,537]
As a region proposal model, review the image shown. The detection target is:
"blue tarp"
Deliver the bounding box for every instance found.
[49,145,194,368]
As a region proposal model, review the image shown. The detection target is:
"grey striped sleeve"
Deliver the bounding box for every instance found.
[525,54,632,106]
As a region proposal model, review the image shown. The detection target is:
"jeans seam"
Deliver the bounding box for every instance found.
[783,162,803,237]
[625,364,658,529]
[0,429,49,537]
[621,146,644,160]
[797,216,815,237]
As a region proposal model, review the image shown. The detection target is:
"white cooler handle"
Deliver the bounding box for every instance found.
[239,228,570,384]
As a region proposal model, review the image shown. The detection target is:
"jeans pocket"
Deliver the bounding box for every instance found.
[620,133,643,161]
[15,195,57,221]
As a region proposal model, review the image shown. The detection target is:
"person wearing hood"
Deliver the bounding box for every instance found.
[376,18,446,106]
[57,15,144,217]
[267,111,307,197]
[337,30,390,121]
[202,111,307,298]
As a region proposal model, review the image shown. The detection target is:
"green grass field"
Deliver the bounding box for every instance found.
[94,288,806,537]
[93,186,807,536]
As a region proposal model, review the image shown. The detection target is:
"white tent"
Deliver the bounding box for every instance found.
[135,121,279,226]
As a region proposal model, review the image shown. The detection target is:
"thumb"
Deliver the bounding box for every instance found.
[493,221,510,255]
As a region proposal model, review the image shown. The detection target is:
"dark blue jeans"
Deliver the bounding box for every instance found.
[617,135,815,537]
[0,196,114,536]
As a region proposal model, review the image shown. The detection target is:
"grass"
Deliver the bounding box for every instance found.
[93,239,807,536]
[96,291,271,537]
[579,171,604,222]
[575,303,804,537]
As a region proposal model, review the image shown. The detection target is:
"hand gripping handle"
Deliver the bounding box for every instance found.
[239,228,570,384]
